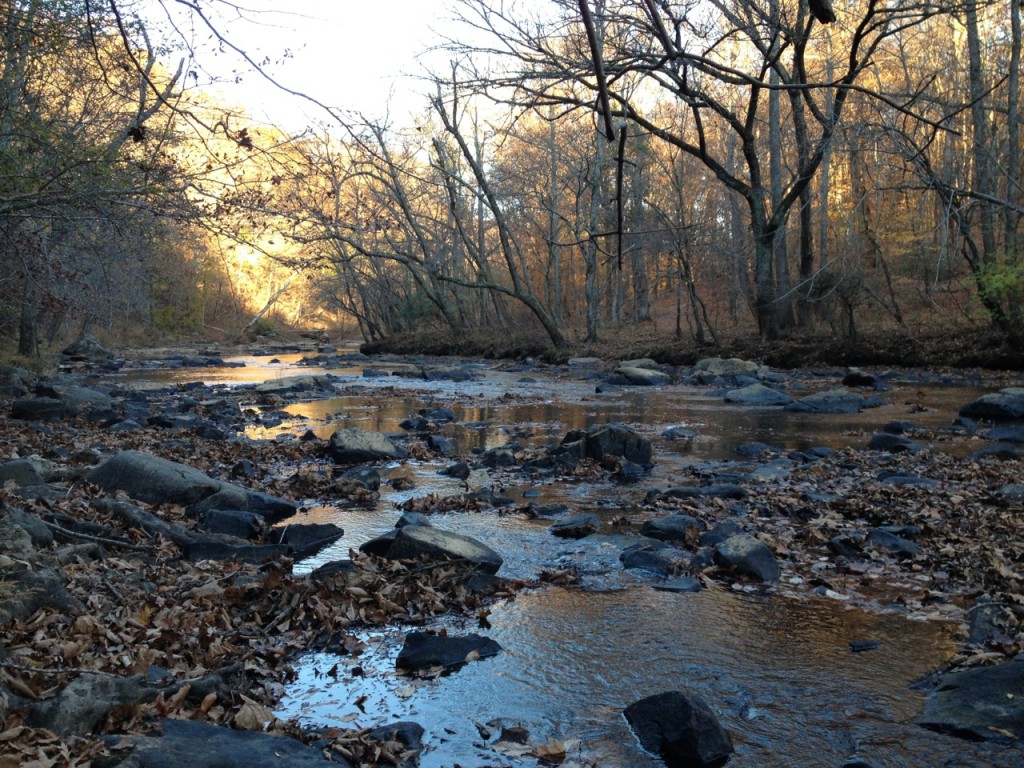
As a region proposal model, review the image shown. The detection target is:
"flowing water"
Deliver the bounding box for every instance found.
[118,351,1023,767]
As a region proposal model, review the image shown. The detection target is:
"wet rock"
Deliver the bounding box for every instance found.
[340,465,381,492]
[396,512,432,528]
[328,427,406,463]
[713,534,780,582]
[309,558,358,585]
[614,460,647,482]
[849,639,883,653]
[653,576,703,593]
[426,434,456,456]
[916,657,1024,742]
[960,387,1024,421]
[641,514,706,543]
[662,426,697,441]
[549,513,600,539]
[884,420,925,434]
[620,540,690,575]
[624,690,734,768]
[866,528,921,557]
[724,383,792,406]
[396,631,502,673]
[361,524,503,574]
[735,441,780,458]
[103,718,343,768]
[614,366,673,386]
[786,388,884,414]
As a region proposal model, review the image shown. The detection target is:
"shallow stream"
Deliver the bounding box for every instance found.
[119,351,1023,767]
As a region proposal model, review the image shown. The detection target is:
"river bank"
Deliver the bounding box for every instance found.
[0,342,1022,766]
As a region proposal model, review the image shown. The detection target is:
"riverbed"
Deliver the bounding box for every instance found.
[117,349,1023,767]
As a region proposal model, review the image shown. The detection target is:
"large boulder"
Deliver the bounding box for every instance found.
[785,388,883,414]
[62,335,112,361]
[27,674,156,738]
[360,525,503,574]
[916,658,1024,742]
[328,428,406,463]
[960,387,1024,421]
[89,451,297,521]
[714,533,780,582]
[624,690,734,768]
[724,383,792,407]
[89,451,223,506]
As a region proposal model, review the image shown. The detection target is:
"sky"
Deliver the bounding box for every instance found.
[140,0,466,130]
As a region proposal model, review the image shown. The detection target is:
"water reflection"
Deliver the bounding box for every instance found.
[278,587,1012,768]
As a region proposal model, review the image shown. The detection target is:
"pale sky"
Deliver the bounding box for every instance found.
[142,0,464,129]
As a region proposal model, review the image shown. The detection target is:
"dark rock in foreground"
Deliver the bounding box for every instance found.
[624,690,733,768]
[916,657,1024,742]
[396,631,502,673]
[103,718,345,768]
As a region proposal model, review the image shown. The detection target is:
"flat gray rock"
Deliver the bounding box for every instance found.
[960,388,1024,421]
[364,524,503,574]
[724,383,792,406]
[917,658,1024,742]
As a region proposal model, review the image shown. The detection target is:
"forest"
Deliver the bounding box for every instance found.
[1,0,1022,363]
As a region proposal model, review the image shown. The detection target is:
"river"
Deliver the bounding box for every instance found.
[119,349,1023,767]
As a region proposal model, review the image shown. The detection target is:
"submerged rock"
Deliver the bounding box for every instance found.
[786,388,883,414]
[624,690,734,768]
[549,513,600,539]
